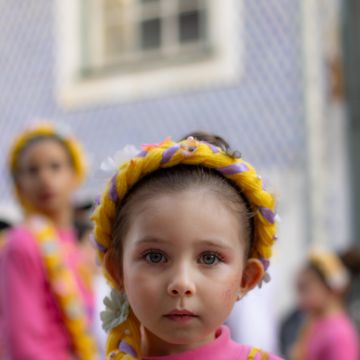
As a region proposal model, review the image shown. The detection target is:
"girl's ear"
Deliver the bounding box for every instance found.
[240,258,265,292]
[104,250,124,290]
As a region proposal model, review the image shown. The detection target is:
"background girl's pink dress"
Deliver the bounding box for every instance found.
[305,312,359,360]
[0,225,94,360]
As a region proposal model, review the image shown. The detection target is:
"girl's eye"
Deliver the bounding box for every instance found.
[50,162,62,172]
[144,251,167,264]
[22,165,39,177]
[199,252,222,266]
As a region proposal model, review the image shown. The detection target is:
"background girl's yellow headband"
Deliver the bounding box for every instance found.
[8,122,86,183]
[310,248,349,291]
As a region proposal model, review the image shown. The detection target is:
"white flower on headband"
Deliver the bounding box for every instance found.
[100,289,129,332]
[53,123,74,139]
[100,145,140,173]
[28,120,74,139]
[258,272,271,288]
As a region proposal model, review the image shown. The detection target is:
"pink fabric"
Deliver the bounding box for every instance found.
[305,313,359,360]
[143,326,283,360]
[0,225,94,360]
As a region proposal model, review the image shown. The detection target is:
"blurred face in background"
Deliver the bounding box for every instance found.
[16,138,77,216]
[296,266,332,315]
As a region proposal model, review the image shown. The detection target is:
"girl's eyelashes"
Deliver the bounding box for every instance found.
[198,251,224,266]
[140,249,225,266]
[142,250,168,264]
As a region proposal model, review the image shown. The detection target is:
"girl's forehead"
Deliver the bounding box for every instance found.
[18,138,70,163]
[123,190,246,248]
[130,188,237,218]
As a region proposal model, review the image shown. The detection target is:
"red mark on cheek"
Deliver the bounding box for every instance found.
[223,289,235,304]
[222,278,240,304]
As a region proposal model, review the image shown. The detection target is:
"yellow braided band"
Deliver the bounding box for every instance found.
[92,137,278,359]
[8,122,86,183]
[93,137,277,268]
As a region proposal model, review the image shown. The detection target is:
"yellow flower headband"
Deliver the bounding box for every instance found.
[93,137,277,270]
[92,137,277,360]
[92,137,278,359]
[9,122,86,182]
[309,249,349,291]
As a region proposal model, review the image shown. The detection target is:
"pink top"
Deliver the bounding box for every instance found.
[0,225,94,360]
[143,326,283,360]
[305,312,359,360]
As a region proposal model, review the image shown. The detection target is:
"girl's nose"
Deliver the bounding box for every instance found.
[167,267,196,297]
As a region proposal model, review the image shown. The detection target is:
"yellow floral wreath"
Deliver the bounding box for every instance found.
[8,122,86,210]
[92,137,278,360]
[29,216,98,359]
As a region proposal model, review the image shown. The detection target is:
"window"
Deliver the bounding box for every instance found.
[56,0,242,108]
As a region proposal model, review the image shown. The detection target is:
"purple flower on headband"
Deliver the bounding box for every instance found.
[109,175,118,203]
[94,195,101,206]
[161,144,181,164]
[90,234,107,253]
[119,341,137,358]
[259,257,270,271]
[218,162,248,176]
[259,207,276,224]
[136,150,147,158]
[204,142,220,153]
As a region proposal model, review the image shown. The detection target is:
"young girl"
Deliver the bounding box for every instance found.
[291,249,359,360]
[92,136,282,359]
[1,124,98,359]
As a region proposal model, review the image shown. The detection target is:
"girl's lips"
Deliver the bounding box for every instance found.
[39,192,56,201]
[166,309,196,316]
[163,310,198,323]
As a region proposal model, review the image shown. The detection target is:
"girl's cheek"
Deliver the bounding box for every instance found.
[220,279,241,304]
[222,289,235,305]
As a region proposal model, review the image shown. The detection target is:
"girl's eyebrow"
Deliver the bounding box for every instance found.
[135,237,233,251]
[135,237,167,245]
[196,239,233,251]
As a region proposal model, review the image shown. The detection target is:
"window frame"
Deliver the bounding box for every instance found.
[55,0,243,108]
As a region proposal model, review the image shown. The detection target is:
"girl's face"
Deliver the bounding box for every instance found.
[117,189,263,356]
[16,139,77,215]
[296,267,332,314]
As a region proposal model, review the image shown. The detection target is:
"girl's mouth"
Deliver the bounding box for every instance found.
[39,192,56,201]
[163,309,198,323]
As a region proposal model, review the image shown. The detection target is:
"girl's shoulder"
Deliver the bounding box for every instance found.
[5,224,37,252]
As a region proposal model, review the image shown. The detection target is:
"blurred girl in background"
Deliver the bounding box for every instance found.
[0,123,98,359]
[291,249,359,360]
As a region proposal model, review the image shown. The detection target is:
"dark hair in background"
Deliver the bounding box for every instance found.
[0,219,12,233]
[339,247,360,277]
[74,220,93,242]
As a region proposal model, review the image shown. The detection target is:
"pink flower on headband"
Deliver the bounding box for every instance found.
[141,137,172,151]
[180,136,198,156]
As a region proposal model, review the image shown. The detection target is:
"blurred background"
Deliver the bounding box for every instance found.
[0,0,359,355]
